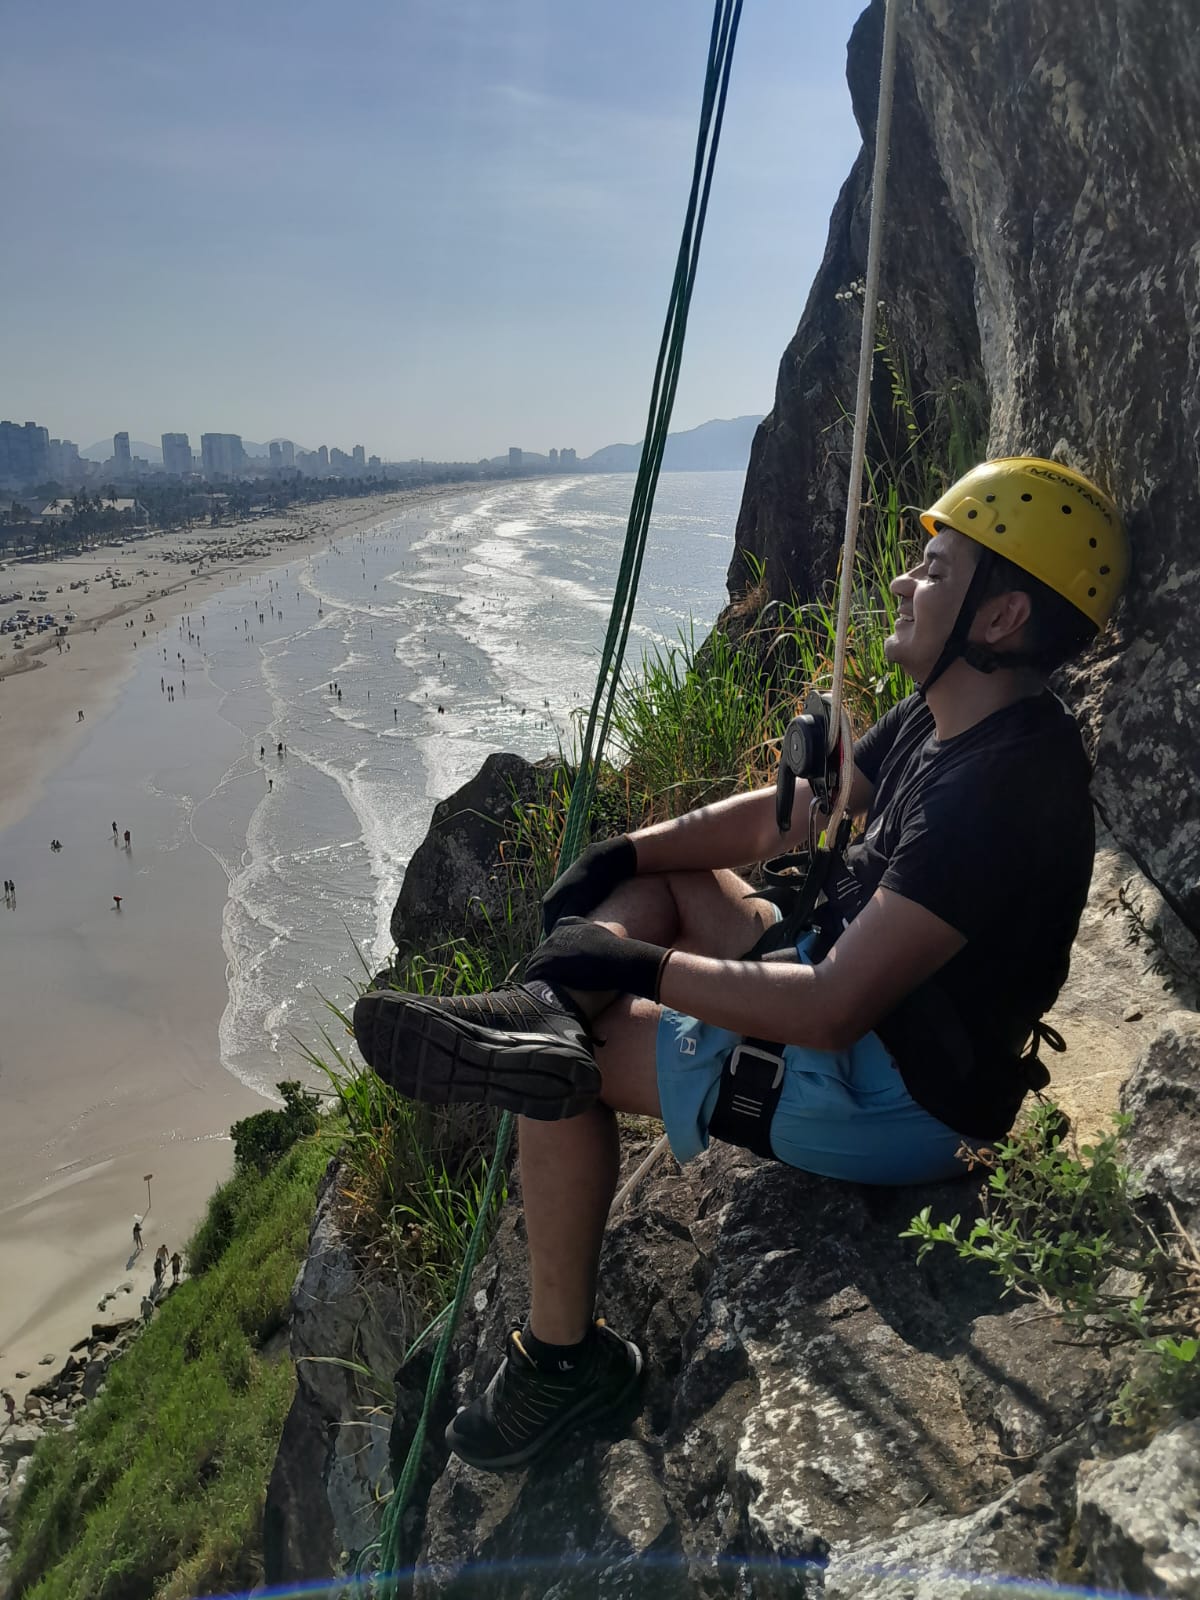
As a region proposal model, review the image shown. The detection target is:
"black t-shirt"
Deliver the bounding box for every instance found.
[821,690,1095,1139]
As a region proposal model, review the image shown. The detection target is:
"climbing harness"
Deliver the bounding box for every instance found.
[369,2,745,1589]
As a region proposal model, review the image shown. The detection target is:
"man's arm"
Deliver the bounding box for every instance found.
[656,886,963,1050]
[631,764,876,878]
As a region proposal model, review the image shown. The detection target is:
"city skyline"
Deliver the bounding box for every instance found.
[1,0,865,459]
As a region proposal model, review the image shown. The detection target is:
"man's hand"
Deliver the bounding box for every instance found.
[525,917,671,1001]
[542,836,637,935]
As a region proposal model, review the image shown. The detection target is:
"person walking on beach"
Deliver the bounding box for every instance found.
[124,829,131,848]
[132,1217,143,1254]
[2,1389,16,1424]
[140,1295,154,1325]
[171,1251,183,1286]
[113,895,123,911]
[153,1252,165,1289]
[112,820,118,839]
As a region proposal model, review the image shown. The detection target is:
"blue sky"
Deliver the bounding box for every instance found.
[1,0,866,460]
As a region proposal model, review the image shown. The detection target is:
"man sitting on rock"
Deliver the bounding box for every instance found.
[354,457,1128,1474]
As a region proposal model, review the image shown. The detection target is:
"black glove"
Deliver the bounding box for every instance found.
[541,835,637,935]
[525,917,671,1001]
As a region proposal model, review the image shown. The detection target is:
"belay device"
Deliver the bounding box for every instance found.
[766,689,854,928]
[775,689,843,838]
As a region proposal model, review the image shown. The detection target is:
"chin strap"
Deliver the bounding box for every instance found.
[918,550,1051,694]
[918,551,997,696]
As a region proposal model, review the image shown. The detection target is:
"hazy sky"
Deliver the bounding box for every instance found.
[2,0,867,460]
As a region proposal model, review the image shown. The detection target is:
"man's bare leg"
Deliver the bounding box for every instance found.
[521,869,775,1345]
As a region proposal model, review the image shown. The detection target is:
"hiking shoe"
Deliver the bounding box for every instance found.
[446,1320,644,1472]
[351,982,601,1119]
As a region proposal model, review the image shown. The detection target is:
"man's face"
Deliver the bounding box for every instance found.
[884,525,979,682]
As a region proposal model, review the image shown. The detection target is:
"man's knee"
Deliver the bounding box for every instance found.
[666,868,775,959]
[588,872,679,946]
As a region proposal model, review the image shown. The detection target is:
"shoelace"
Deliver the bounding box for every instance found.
[438,984,593,1034]
[437,987,552,1025]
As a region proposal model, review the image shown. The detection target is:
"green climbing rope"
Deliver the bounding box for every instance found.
[368,4,743,1590]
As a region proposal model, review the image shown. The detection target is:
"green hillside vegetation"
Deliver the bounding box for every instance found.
[6,1137,330,1600]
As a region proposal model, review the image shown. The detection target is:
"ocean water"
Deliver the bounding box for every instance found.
[183,471,742,1095]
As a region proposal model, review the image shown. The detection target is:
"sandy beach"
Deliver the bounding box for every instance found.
[0,487,474,834]
[0,484,474,1406]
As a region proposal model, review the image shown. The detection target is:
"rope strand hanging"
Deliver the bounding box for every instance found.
[826,0,902,842]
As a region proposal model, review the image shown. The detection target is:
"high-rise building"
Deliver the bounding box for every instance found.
[330,447,353,472]
[368,454,381,471]
[200,433,245,478]
[48,438,84,482]
[317,445,329,470]
[113,432,131,469]
[161,432,192,474]
[278,439,295,467]
[560,447,577,466]
[269,442,282,467]
[508,447,523,469]
[0,420,50,487]
[549,448,559,464]
[352,444,365,469]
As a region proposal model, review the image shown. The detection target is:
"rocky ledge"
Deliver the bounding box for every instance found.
[260,753,1200,1597]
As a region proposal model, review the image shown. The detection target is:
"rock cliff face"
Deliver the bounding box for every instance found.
[731,0,1200,934]
[263,0,1200,1589]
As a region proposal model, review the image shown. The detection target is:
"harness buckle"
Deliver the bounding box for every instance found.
[727,1042,785,1090]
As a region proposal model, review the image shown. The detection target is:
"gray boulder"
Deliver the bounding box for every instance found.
[1121,1014,1200,1228]
[389,751,556,956]
[412,1143,1109,1596]
[1076,1420,1200,1598]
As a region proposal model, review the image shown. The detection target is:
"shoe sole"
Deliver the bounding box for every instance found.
[447,1343,645,1473]
[353,992,601,1121]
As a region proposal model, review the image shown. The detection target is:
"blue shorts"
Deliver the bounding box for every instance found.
[655,932,968,1185]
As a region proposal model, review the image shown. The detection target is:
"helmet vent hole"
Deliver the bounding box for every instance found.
[1099,565,1110,575]
[995,523,1007,533]
[1088,587,1097,598]
[1020,492,1032,501]
[1089,537,1098,548]
[967,509,978,520]
[1061,504,1072,515]
[986,494,996,503]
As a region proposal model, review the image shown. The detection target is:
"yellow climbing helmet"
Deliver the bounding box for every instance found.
[920,457,1128,630]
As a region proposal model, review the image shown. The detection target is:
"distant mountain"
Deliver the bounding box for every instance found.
[585,414,762,473]
[81,439,163,463]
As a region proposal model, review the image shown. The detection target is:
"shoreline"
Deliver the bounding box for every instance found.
[0,481,484,1408]
[0,482,481,836]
